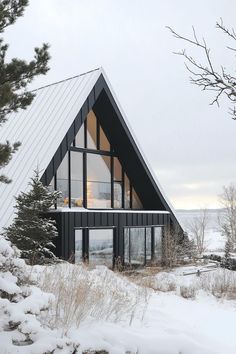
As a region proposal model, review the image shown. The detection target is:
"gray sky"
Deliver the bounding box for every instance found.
[4,0,236,209]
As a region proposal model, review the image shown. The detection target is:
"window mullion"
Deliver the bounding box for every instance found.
[111,156,114,208]
[68,151,71,208]
[83,152,87,208]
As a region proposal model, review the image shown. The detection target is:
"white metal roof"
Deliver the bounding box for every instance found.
[0,68,101,229]
[0,67,180,230]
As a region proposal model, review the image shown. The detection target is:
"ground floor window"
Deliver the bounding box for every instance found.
[130,227,145,265]
[75,225,163,268]
[89,229,113,268]
[124,226,163,266]
[75,229,83,263]
[154,226,162,262]
[74,228,114,268]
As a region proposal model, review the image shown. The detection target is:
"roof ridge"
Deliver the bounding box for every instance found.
[32,67,101,92]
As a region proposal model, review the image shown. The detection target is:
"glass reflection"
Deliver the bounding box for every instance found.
[146,228,152,261]
[130,228,145,265]
[124,228,130,264]
[124,174,130,209]
[75,124,85,148]
[89,229,113,267]
[114,182,122,208]
[154,227,162,263]
[87,110,97,149]
[48,176,55,209]
[57,153,69,207]
[113,157,122,181]
[75,229,83,263]
[87,154,111,208]
[71,151,83,207]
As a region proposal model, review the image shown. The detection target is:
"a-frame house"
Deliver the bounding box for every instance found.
[0,68,183,267]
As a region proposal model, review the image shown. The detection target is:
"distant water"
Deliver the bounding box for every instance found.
[176,209,225,251]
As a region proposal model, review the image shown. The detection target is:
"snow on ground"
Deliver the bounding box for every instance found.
[1,247,236,353]
[71,290,236,354]
[37,263,236,354]
[1,209,236,353]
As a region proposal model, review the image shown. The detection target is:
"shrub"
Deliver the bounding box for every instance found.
[180,285,196,299]
[40,263,150,334]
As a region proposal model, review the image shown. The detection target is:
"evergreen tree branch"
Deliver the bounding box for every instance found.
[0,1,50,183]
[0,0,29,32]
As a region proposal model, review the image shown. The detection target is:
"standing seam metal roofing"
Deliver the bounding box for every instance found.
[0,67,181,231]
[0,68,101,229]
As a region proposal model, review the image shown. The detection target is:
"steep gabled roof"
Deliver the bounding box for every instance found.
[0,67,181,230]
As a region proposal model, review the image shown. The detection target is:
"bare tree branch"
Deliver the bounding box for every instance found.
[167,23,236,120]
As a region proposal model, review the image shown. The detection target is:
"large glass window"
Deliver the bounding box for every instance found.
[124,227,146,266]
[87,154,111,208]
[124,227,162,266]
[75,124,85,148]
[154,227,162,263]
[87,111,97,149]
[130,228,145,265]
[75,229,83,263]
[48,176,56,209]
[71,151,83,207]
[50,110,143,210]
[124,228,130,264]
[113,158,122,208]
[89,229,113,268]
[48,176,55,192]
[57,153,69,207]
[124,174,131,209]
[146,227,152,261]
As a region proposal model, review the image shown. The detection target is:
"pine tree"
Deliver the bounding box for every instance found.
[4,170,61,265]
[0,0,50,183]
[222,240,233,270]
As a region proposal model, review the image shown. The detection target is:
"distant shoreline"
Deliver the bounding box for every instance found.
[176,208,223,213]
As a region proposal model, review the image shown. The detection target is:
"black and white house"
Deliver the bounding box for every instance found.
[0,68,183,267]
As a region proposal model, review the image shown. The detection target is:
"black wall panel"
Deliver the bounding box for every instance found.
[50,211,170,260]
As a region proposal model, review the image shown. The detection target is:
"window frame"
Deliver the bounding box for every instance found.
[123,225,163,266]
[74,226,115,267]
[50,110,143,210]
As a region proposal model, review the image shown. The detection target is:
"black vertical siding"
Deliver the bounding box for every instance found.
[50,211,170,260]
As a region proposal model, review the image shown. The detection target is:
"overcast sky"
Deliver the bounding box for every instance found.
[4,0,236,209]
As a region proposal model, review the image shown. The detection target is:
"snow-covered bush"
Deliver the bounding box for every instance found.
[0,235,78,353]
[40,263,150,334]
[179,285,196,299]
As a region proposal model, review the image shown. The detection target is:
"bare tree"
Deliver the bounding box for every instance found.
[162,226,178,268]
[187,209,209,256]
[218,184,236,251]
[167,20,236,119]
[162,224,196,268]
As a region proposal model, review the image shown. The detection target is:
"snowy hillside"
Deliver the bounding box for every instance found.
[1,233,236,353]
[36,264,236,354]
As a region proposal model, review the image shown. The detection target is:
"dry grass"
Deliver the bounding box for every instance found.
[199,269,236,299]
[39,263,150,334]
[123,266,236,301]
[124,270,177,293]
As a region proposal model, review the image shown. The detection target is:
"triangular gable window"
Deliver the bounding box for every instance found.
[49,110,142,210]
